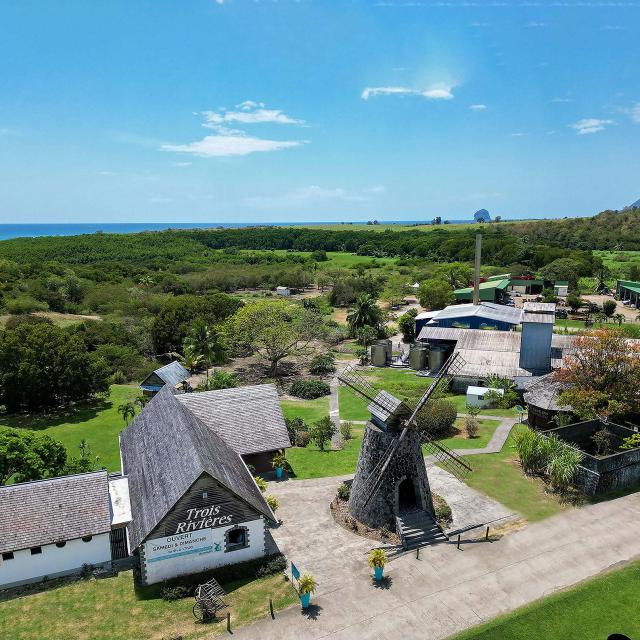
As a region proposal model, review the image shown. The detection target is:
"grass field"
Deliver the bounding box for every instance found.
[287,424,365,479]
[449,559,640,640]
[435,418,501,451]
[0,570,297,640]
[458,424,569,523]
[280,396,330,424]
[444,393,521,418]
[0,384,138,472]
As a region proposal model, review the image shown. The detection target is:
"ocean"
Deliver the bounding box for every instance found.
[0,221,476,241]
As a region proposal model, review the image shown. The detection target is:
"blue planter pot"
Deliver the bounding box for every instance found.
[374,566,384,582]
[300,592,311,609]
[275,466,283,479]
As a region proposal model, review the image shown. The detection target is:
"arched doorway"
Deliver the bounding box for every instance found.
[397,477,417,512]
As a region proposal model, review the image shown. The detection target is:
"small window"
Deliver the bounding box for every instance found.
[202,490,208,499]
[81,535,93,543]
[30,546,42,555]
[55,541,66,548]
[225,527,248,552]
[2,552,14,561]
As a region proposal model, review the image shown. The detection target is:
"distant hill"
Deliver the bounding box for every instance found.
[474,209,491,222]
[630,199,640,209]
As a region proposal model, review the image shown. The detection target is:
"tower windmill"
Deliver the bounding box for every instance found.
[338,353,472,549]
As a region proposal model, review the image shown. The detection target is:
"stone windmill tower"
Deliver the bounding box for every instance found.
[338,355,472,549]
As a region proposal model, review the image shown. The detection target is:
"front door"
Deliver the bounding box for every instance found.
[398,477,417,512]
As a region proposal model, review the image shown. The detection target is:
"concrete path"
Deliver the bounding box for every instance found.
[447,417,517,456]
[229,485,640,640]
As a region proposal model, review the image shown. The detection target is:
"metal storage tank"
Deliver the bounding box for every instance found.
[428,345,448,372]
[371,344,388,367]
[376,339,392,360]
[409,344,429,370]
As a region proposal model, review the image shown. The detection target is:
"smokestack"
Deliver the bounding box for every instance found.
[473,233,482,306]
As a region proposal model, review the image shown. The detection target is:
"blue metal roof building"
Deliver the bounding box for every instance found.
[140,361,190,395]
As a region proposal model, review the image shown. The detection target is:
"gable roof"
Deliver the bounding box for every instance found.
[120,386,275,550]
[430,302,523,325]
[0,471,111,554]
[176,384,291,455]
[522,373,571,411]
[141,361,190,390]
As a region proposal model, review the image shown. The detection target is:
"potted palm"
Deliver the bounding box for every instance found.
[272,452,287,480]
[368,548,386,582]
[298,573,318,609]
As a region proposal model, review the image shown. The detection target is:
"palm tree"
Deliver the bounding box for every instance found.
[184,320,226,383]
[134,394,149,411]
[346,294,381,334]
[179,345,205,373]
[118,402,136,426]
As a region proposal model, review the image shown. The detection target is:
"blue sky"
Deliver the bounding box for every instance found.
[1,1,639,223]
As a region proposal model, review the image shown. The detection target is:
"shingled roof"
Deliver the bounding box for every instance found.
[120,386,275,551]
[523,373,571,411]
[140,361,190,392]
[0,471,111,554]
[176,384,291,455]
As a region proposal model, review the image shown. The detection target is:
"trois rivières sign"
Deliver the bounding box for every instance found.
[174,504,233,534]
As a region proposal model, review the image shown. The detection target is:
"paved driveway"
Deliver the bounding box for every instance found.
[228,475,640,640]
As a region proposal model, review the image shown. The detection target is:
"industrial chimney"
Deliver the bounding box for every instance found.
[472,233,482,306]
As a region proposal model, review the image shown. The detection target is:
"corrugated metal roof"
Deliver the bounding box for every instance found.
[523,302,556,314]
[454,279,510,294]
[153,361,190,386]
[0,471,111,554]
[430,302,522,325]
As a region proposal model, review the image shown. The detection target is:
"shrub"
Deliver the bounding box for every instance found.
[464,416,480,439]
[546,445,583,492]
[160,584,191,601]
[309,353,336,375]
[591,428,615,456]
[109,370,127,385]
[255,554,287,577]
[309,416,337,451]
[340,421,353,440]
[294,430,311,447]
[5,296,48,315]
[434,498,452,526]
[255,476,267,492]
[285,417,306,443]
[290,379,331,399]
[415,399,457,438]
[465,404,481,417]
[266,494,279,512]
[621,433,640,450]
[271,452,288,470]
[337,482,351,500]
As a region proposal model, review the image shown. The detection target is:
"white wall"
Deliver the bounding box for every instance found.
[0,533,111,589]
[143,518,265,585]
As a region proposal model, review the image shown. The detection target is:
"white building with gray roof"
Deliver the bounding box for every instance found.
[120,384,285,585]
[0,471,126,589]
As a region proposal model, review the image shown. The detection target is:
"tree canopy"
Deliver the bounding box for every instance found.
[556,329,640,420]
[0,323,110,412]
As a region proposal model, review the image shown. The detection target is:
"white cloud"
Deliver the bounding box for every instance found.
[569,118,613,135]
[511,132,527,137]
[162,102,307,158]
[202,103,304,126]
[469,104,487,111]
[361,84,455,100]
[162,134,306,158]
[173,161,192,167]
[525,22,548,28]
[629,103,640,123]
[602,24,624,31]
[215,0,224,4]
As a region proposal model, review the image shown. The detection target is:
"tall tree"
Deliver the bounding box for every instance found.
[0,429,67,484]
[418,279,454,310]
[225,299,323,376]
[556,329,640,420]
[0,323,109,413]
[347,294,382,334]
[184,319,226,383]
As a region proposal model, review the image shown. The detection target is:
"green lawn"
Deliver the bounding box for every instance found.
[280,396,330,424]
[0,385,138,472]
[287,425,365,479]
[456,424,569,523]
[449,560,640,640]
[0,570,297,640]
[445,393,521,418]
[434,418,501,451]
[338,368,435,422]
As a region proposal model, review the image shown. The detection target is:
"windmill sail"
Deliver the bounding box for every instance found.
[341,352,472,508]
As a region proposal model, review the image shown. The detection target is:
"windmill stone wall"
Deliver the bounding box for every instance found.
[348,421,434,529]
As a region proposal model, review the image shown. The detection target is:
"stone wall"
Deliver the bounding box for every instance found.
[348,422,434,529]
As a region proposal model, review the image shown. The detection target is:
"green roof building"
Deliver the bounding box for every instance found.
[453,279,510,303]
[616,280,640,308]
